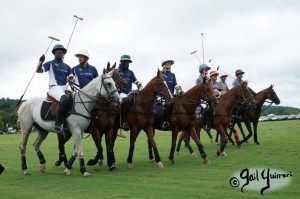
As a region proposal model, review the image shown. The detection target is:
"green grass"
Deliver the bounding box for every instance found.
[0,120,299,199]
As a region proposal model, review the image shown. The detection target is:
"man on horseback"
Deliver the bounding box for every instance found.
[161,59,182,130]
[195,64,213,131]
[118,54,142,130]
[72,50,98,89]
[219,73,229,93]
[36,44,74,132]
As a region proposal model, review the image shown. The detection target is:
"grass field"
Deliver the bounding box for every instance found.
[0,120,299,199]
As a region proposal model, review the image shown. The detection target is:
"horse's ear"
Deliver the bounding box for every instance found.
[270,84,274,88]
[107,62,110,70]
[157,69,160,77]
[112,62,116,69]
[103,68,106,74]
[203,76,207,83]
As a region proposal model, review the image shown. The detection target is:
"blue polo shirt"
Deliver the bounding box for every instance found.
[163,71,177,94]
[72,64,99,89]
[119,68,137,94]
[42,58,73,86]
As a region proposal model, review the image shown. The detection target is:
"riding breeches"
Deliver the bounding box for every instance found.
[48,85,67,101]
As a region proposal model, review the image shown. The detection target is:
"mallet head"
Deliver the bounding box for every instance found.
[191,51,197,54]
[74,15,83,20]
[48,36,60,41]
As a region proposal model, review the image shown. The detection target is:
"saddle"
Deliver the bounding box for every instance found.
[40,93,59,121]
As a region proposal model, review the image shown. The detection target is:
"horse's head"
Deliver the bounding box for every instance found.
[200,76,218,104]
[267,85,280,105]
[99,68,120,103]
[105,62,128,91]
[154,69,173,102]
[238,81,255,105]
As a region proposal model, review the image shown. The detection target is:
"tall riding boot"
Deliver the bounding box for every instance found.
[162,103,172,130]
[55,95,70,132]
[121,100,130,131]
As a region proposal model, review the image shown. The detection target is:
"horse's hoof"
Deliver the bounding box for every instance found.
[98,159,103,166]
[128,163,134,168]
[204,158,211,164]
[39,164,46,173]
[150,159,156,163]
[216,150,221,156]
[64,168,71,175]
[170,159,176,164]
[221,152,228,157]
[157,162,164,168]
[83,172,91,177]
[210,139,214,144]
[23,170,31,175]
[55,160,62,166]
[191,152,197,157]
[255,142,260,145]
[176,151,180,155]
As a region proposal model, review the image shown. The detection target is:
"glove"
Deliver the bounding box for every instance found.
[176,89,184,96]
[135,81,142,90]
[39,54,45,63]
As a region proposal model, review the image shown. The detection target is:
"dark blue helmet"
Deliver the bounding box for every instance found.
[52,44,67,54]
[199,64,210,73]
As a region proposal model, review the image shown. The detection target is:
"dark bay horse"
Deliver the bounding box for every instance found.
[55,63,128,170]
[194,81,254,156]
[150,77,218,164]
[230,85,280,145]
[121,69,172,168]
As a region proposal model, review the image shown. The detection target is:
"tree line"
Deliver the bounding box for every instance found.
[0,98,299,132]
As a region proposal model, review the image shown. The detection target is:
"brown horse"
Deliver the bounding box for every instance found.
[55,62,128,170]
[120,69,172,168]
[194,81,254,156]
[150,77,218,164]
[230,85,280,145]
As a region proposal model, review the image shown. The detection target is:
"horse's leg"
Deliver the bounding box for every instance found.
[189,127,210,164]
[105,128,116,171]
[55,133,71,167]
[175,132,184,155]
[183,132,195,156]
[169,130,179,164]
[147,130,155,162]
[215,131,219,143]
[145,126,163,168]
[253,121,260,145]
[229,126,241,147]
[87,128,104,166]
[237,122,247,142]
[205,130,213,143]
[239,121,253,145]
[64,130,90,177]
[127,129,139,168]
[19,125,32,175]
[32,129,49,173]
[216,126,229,156]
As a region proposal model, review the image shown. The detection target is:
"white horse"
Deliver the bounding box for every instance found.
[18,68,120,177]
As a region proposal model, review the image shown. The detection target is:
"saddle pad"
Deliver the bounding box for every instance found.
[40,101,58,121]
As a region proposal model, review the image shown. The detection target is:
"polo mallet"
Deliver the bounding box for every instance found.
[191,51,202,64]
[15,36,60,111]
[209,59,235,80]
[66,15,83,50]
[201,33,205,64]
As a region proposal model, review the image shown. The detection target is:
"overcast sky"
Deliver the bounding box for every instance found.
[1,0,299,108]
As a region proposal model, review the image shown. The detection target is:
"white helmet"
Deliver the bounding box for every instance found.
[75,50,89,59]
[161,59,174,66]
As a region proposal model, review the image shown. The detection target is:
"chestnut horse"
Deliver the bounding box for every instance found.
[150,77,218,164]
[54,63,128,170]
[229,85,280,145]
[121,69,172,168]
[194,81,254,156]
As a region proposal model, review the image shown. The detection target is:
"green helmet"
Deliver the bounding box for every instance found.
[120,54,132,63]
[52,44,67,54]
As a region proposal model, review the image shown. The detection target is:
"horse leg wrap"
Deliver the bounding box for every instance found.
[186,144,194,154]
[234,132,241,142]
[169,148,175,160]
[197,144,207,159]
[148,147,154,160]
[37,151,46,164]
[21,156,27,170]
[176,140,182,152]
[79,158,86,174]
[220,141,228,152]
[66,155,77,169]
[153,148,161,163]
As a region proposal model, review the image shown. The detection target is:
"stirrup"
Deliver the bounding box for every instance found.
[121,122,130,131]
[162,121,172,130]
[55,123,68,133]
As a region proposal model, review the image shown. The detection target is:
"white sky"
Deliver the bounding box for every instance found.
[1,0,300,108]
